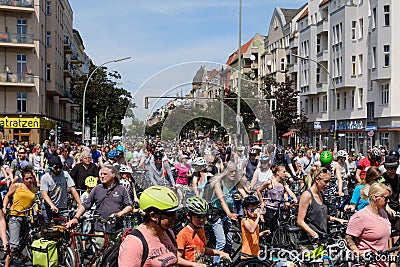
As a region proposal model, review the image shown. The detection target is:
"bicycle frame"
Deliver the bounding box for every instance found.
[69,231,109,267]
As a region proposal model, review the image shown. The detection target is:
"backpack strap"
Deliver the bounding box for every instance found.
[128,229,148,267]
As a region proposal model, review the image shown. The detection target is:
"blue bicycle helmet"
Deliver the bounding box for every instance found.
[108,150,119,159]
[116,145,125,153]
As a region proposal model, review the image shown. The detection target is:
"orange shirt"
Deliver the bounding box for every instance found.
[241,217,260,257]
[176,225,207,263]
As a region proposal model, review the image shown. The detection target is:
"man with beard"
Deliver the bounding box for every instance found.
[70,150,100,190]
[10,147,32,183]
[40,156,81,224]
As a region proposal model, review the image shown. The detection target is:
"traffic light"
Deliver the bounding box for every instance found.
[253,120,260,134]
[144,97,149,109]
[57,125,62,136]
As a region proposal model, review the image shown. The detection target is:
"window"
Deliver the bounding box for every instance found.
[351,21,356,40]
[316,36,321,53]
[46,1,51,15]
[17,19,27,43]
[316,67,320,83]
[316,97,320,113]
[358,54,363,75]
[372,47,376,69]
[46,31,51,47]
[17,93,27,113]
[305,99,309,114]
[381,83,389,105]
[384,5,390,26]
[343,92,347,109]
[336,93,341,110]
[311,98,314,113]
[351,90,355,109]
[358,18,363,39]
[372,8,376,29]
[380,133,389,148]
[351,56,356,76]
[322,95,327,112]
[358,88,363,108]
[384,45,390,67]
[367,102,375,122]
[280,58,285,71]
[46,64,51,81]
[16,54,27,74]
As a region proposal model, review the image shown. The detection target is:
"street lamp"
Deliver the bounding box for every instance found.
[292,54,337,150]
[236,0,242,144]
[81,56,131,143]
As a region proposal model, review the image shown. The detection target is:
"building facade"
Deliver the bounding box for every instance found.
[0,0,89,144]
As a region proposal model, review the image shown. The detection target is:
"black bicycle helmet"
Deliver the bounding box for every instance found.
[154,151,163,159]
[276,146,285,155]
[242,195,260,208]
[389,150,400,159]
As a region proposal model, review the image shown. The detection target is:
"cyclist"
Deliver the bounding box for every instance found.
[233,146,247,173]
[244,149,259,186]
[271,145,296,178]
[32,144,44,182]
[174,154,192,202]
[40,156,81,224]
[3,168,37,266]
[118,186,181,266]
[69,150,100,190]
[147,151,175,187]
[119,164,139,204]
[249,155,272,190]
[80,176,98,253]
[355,148,380,183]
[241,195,269,259]
[297,166,346,239]
[256,165,297,231]
[177,196,230,266]
[345,183,391,262]
[332,150,350,196]
[191,157,209,198]
[66,163,133,247]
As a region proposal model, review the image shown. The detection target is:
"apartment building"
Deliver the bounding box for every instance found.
[288,0,400,152]
[0,0,89,144]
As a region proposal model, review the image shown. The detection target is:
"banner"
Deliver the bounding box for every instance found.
[0,118,41,128]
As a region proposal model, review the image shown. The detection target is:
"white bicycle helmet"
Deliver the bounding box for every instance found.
[193,157,206,166]
[336,150,348,158]
[119,165,133,174]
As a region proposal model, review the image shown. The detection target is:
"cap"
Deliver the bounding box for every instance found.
[384,155,399,168]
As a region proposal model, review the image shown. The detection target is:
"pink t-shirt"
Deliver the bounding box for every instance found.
[346,207,391,267]
[118,224,178,267]
[174,164,190,185]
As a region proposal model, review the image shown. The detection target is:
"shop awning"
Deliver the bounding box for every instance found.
[282,131,295,138]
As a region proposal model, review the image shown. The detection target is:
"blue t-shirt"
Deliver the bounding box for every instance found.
[350,184,369,211]
[91,150,101,164]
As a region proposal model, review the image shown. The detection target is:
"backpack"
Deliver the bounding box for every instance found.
[101,228,148,267]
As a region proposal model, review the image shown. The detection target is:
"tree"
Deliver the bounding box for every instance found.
[71,64,132,141]
[261,76,309,142]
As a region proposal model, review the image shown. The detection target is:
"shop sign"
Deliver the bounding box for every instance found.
[330,121,364,131]
[0,117,41,128]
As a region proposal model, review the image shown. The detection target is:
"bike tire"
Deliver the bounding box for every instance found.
[235,258,272,266]
[60,246,75,267]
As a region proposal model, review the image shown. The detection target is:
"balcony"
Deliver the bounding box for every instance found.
[317,19,328,33]
[63,62,74,78]
[289,63,298,73]
[63,36,74,54]
[0,0,34,12]
[317,50,329,62]
[0,72,34,86]
[0,32,34,48]
[59,89,74,103]
[289,36,298,48]
[316,82,328,93]
[70,54,83,65]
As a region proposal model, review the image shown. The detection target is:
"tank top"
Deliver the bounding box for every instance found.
[241,217,260,257]
[256,169,272,185]
[211,180,235,212]
[10,183,36,216]
[305,189,328,235]
[265,181,285,210]
[196,172,208,198]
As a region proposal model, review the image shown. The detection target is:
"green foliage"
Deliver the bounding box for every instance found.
[71,63,132,141]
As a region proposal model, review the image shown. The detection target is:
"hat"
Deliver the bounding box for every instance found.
[384,155,399,168]
[48,156,62,167]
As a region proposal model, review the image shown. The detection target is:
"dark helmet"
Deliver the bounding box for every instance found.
[154,151,163,159]
[388,150,400,159]
[276,146,285,155]
[242,195,260,208]
[150,143,157,149]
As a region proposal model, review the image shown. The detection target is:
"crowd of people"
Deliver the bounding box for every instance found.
[0,138,399,266]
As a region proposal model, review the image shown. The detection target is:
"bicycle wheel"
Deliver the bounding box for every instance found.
[59,246,75,267]
[235,258,272,266]
[0,230,9,262]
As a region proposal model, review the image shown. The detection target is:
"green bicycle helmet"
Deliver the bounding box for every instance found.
[186,196,209,215]
[140,186,181,211]
[320,151,333,167]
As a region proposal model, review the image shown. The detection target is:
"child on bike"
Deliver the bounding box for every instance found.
[176,196,231,266]
[80,176,98,253]
[241,195,270,259]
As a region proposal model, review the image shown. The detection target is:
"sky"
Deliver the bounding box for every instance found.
[69,0,305,120]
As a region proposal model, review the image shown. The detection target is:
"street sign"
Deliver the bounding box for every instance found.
[367,130,374,137]
[365,125,377,131]
[49,129,55,136]
[314,122,321,130]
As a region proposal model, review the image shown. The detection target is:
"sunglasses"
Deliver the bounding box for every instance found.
[378,195,390,201]
[246,207,257,212]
